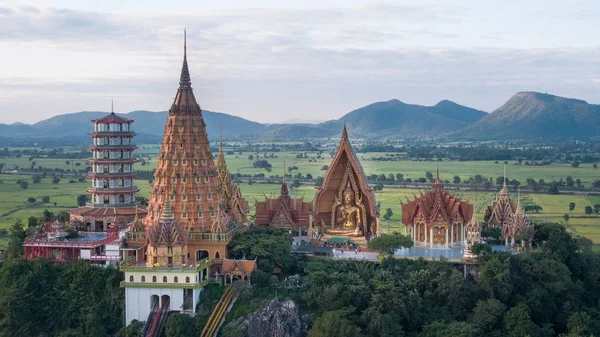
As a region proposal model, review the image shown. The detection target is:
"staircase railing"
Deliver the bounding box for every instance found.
[200,285,237,337]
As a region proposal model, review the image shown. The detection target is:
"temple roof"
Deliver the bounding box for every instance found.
[315,125,377,217]
[68,205,147,217]
[92,112,133,124]
[402,170,473,226]
[221,258,257,275]
[147,203,188,247]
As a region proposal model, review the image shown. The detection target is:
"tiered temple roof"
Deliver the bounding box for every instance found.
[487,169,517,228]
[144,31,245,232]
[402,170,474,226]
[255,171,311,230]
[313,125,379,237]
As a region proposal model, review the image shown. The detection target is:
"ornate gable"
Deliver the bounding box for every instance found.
[270,202,296,228]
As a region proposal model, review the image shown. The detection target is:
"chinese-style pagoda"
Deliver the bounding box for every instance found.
[68,103,146,231]
[401,169,474,248]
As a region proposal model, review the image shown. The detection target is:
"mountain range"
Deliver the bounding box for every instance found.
[1,92,598,142]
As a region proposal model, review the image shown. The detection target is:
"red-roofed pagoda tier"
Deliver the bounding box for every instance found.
[311,125,380,243]
[255,181,311,237]
[401,174,474,249]
[68,204,147,232]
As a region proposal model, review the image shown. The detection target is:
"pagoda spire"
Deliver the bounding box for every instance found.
[281,159,289,197]
[179,29,191,87]
[111,99,114,114]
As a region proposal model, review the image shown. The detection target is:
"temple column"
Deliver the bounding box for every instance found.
[424,225,427,247]
[416,224,420,244]
[450,225,454,247]
[376,218,381,237]
[430,228,433,248]
[404,225,407,236]
[308,214,313,240]
[445,228,449,248]
[461,223,464,246]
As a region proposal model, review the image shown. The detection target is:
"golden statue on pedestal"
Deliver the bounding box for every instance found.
[331,185,363,236]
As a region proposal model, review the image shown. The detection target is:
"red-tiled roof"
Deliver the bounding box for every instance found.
[92,112,133,124]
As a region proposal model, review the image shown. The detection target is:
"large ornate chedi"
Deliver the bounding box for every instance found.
[144,34,247,234]
[402,171,474,248]
[311,126,380,240]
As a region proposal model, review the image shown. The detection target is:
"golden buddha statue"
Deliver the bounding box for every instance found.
[333,186,363,236]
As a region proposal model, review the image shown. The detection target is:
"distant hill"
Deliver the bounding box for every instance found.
[458,92,600,140]
[3,92,599,143]
[329,99,487,138]
[0,110,265,141]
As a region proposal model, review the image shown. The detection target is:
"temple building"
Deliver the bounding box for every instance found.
[216,130,249,224]
[485,168,531,246]
[401,170,474,248]
[254,167,312,239]
[141,31,247,266]
[311,125,380,243]
[68,106,146,231]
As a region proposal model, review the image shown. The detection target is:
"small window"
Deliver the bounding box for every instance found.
[186,277,190,283]
[129,275,134,282]
[163,276,167,283]
[141,276,146,282]
[183,212,188,219]
[204,176,209,183]
[215,251,220,259]
[182,176,187,183]
[170,194,175,201]
[173,160,178,165]
[210,207,215,217]
[182,160,187,166]
[194,160,198,166]
[172,177,177,183]
[197,194,201,201]
[174,276,178,283]
[207,193,212,200]
[198,208,203,218]
[182,194,187,201]
[202,159,206,165]
[195,176,200,183]
[153,276,157,283]
[179,143,183,149]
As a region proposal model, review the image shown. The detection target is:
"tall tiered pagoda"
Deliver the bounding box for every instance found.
[255,164,312,239]
[401,169,474,248]
[311,125,380,243]
[142,31,246,264]
[68,105,146,231]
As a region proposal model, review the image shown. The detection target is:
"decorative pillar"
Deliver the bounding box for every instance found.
[424,225,427,247]
[308,214,313,240]
[404,225,407,236]
[376,217,381,237]
[450,225,454,247]
[430,228,433,247]
[445,228,449,248]
[461,223,464,245]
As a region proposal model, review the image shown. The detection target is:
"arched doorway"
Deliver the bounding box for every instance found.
[161,295,170,310]
[196,250,209,261]
[150,295,159,309]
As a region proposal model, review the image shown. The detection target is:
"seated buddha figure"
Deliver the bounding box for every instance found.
[334,186,363,236]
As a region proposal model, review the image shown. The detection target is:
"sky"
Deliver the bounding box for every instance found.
[0,0,599,124]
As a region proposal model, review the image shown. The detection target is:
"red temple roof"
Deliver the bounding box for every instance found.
[92,112,133,124]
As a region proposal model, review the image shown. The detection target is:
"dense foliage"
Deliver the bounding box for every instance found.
[0,259,124,337]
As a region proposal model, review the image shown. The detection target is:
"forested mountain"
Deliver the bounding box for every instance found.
[458,92,600,140]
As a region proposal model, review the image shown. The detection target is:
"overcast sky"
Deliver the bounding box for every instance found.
[0,0,599,124]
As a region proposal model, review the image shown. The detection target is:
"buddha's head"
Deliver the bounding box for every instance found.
[343,185,354,205]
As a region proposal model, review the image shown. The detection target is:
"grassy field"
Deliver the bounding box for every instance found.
[1,146,600,249]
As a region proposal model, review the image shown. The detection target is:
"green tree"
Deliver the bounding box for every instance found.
[309,309,363,337]
[504,304,535,337]
[6,220,26,259]
[480,254,511,299]
[28,216,39,229]
[594,204,600,215]
[27,197,36,203]
[425,171,434,182]
[383,208,393,220]
[420,321,482,337]
[565,312,591,337]
[41,196,50,203]
[32,175,42,183]
[563,213,570,223]
[368,233,413,255]
[472,299,506,332]
[453,175,461,184]
[165,313,198,337]
[18,180,29,189]
[136,196,148,206]
[52,176,60,184]
[57,210,70,223]
[584,206,593,216]
[569,202,576,213]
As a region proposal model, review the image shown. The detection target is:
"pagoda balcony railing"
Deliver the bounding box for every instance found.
[88,172,137,178]
[88,158,138,164]
[89,143,137,148]
[120,278,210,289]
[120,257,213,272]
[188,226,242,243]
[125,232,147,242]
[85,202,138,208]
[87,186,140,193]
[90,131,136,136]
